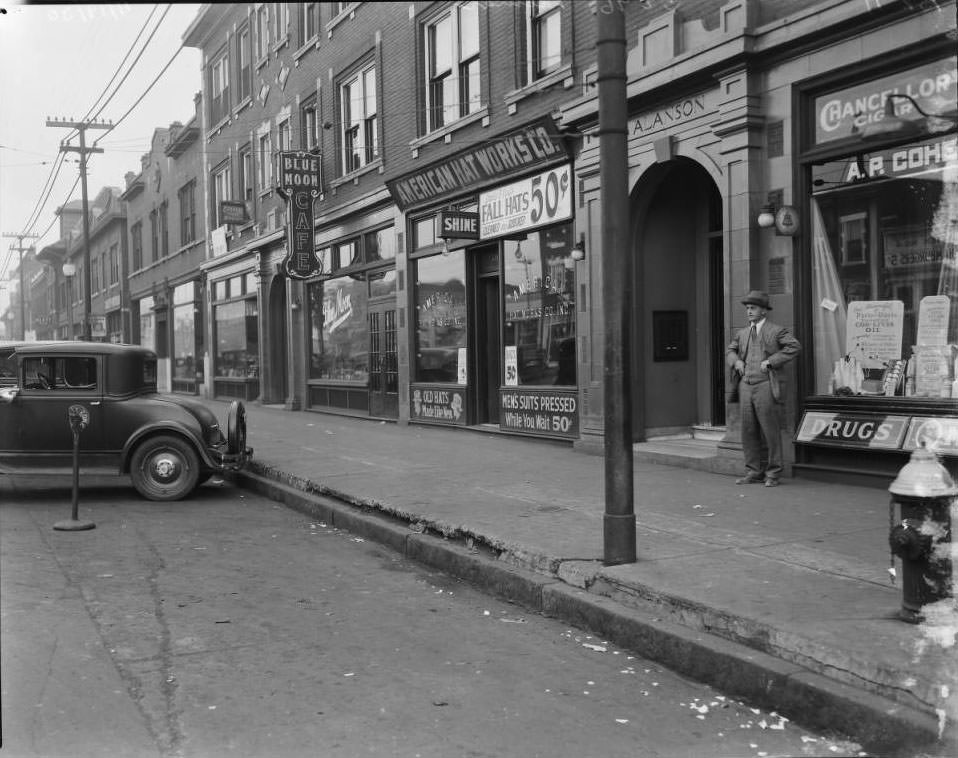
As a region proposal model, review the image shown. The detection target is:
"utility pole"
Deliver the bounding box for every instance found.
[3,232,40,340]
[46,117,111,340]
[597,2,635,565]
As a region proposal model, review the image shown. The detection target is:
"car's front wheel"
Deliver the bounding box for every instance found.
[130,435,200,501]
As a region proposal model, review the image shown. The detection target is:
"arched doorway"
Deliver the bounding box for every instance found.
[631,158,724,440]
[267,275,287,404]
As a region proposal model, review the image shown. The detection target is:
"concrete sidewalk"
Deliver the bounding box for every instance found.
[208,399,956,756]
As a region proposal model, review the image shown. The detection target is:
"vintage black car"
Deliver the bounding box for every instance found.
[0,341,251,501]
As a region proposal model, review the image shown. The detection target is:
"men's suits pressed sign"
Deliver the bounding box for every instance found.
[277,151,323,279]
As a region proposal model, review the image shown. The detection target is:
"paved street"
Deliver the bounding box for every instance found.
[1,476,866,758]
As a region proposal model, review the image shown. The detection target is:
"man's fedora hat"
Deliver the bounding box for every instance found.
[741,290,772,310]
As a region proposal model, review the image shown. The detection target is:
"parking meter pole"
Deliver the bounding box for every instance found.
[53,407,95,532]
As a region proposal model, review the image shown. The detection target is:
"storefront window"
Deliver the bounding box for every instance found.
[810,134,958,397]
[414,253,466,382]
[172,283,202,385]
[214,299,259,378]
[139,296,155,350]
[369,268,396,299]
[502,224,576,386]
[307,275,369,382]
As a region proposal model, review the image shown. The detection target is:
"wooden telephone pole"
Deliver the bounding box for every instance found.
[46,117,111,340]
[3,232,40,339]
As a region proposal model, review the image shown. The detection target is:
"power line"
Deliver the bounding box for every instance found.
[80,5,164,127]
[93,41,185,147]
[88,4,172,125]
[10,5,169,238]
[19,153,66,236]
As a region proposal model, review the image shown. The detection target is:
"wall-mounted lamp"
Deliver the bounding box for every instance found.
[441,239,451,256]
[756,190,800,236]
[61,261,76,278]
[756,204,776,229]
[570,234,586,261]
[856,93,958,141]
[290,297,302,311]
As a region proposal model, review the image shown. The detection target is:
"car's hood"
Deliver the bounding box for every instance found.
[153,394,222,430]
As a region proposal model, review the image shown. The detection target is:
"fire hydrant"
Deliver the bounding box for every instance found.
[888,445,955,623]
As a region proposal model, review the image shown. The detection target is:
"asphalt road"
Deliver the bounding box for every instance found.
[1,475,867,758]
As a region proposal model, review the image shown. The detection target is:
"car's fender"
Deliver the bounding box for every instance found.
[120,421,216,473]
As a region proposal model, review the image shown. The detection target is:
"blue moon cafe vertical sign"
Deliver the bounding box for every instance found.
[276,151,323,279]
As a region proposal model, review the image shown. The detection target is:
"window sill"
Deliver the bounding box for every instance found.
[255,55,269,72]
[410,107,489,153]
[233,96,253,117]
[325,3,356,38]
[503,64,573,111]
[328,160,383,189]
[272,35,289,55]
[206,114,231,138]
[293,36,319,62]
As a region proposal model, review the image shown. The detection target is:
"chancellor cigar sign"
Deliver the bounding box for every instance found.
[277,151,323,279]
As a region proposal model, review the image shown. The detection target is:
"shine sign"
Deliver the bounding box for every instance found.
[277,151,323,279]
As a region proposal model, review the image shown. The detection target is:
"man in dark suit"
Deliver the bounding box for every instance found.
[726,290,801,487]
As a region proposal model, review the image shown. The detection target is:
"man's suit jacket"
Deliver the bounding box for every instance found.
[726,320,801,401]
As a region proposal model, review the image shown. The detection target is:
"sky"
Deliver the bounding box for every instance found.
[0,2,202,310]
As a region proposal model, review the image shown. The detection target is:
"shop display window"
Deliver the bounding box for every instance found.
[214,299,259,378]
[810,134,958,398]
[172,283,203,384]
[501,224,577,386]
[414,253,466,383]
[307,275,370,382]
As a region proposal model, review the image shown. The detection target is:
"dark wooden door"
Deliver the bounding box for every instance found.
[368,305,398,418]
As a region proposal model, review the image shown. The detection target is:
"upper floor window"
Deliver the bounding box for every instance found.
[159,201,169,257]
[273,2,290,44]
[258,130,273,190]
[255,4,270,61]
[237,24,252,102]
[299,2,318,46]
[109,244,119,285]
[179,180,196,245]
[92,253,101,293]
[210,49,230,124]
[529,0,562,80]
[239,145,254,203]
[149,209,159,263]
[340,63,377,174]
[301,97,319,151]
[131,221,143,271]
[425,1,480,133]
[211,162,232,227]
[278,118,291,151]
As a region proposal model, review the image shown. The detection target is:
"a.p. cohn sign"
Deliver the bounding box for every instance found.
[276,151,323,279]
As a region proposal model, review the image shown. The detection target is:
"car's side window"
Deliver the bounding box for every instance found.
[21,356,97,391]
[0,349,16,384]
[22,357,56,390]
[57,357,98,390]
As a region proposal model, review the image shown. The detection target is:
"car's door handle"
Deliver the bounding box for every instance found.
[90,401,101,406]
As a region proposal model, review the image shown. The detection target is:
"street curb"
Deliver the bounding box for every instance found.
[235,468,948,757]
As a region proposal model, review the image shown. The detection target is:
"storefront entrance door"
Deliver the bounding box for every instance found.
[474,248,501,424]
[368,305,398,418]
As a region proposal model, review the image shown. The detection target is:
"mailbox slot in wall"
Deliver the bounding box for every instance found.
[652,310,688,362]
